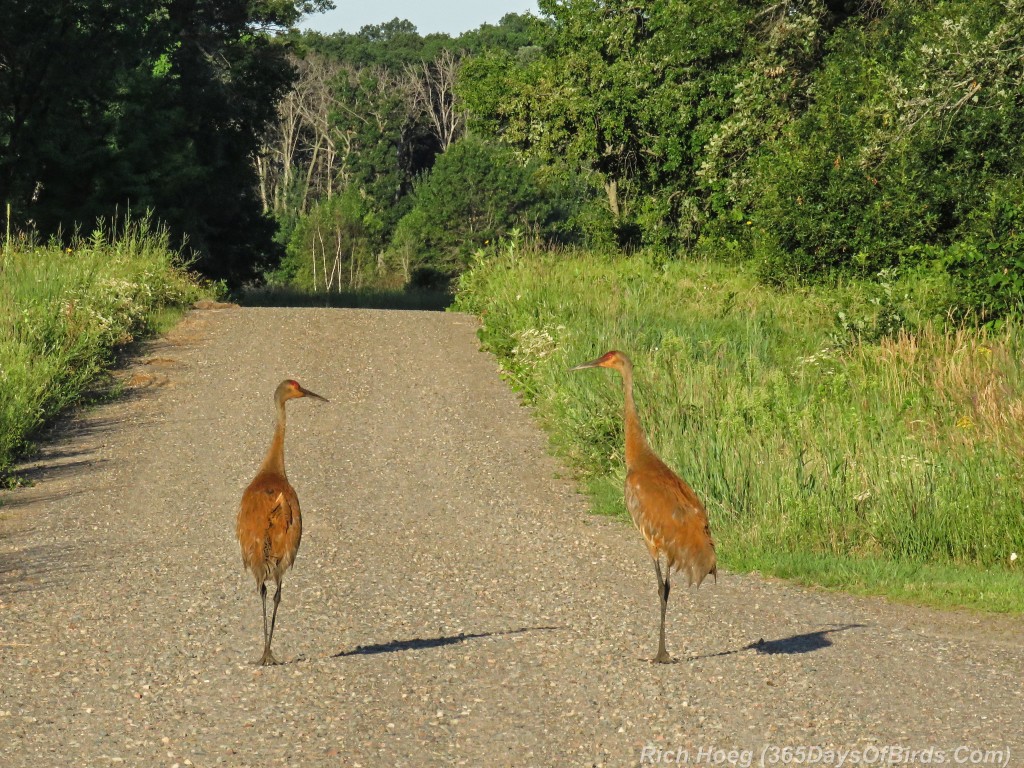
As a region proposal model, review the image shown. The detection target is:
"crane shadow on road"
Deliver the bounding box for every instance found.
[693,623,867,660]
[331,625,566,658]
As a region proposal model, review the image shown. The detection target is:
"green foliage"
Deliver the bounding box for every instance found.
[450,0,1024,317]
[453,249,1024,611]
[942,182,1024,320]
[390,136,558,277]
[0,0,331,286]
[299,18,454,67]
[0,218,203,477]
[330,62,429,228]
[275,189,382,291]
[270,1,1023,317]
[456,13,547,55]
[265,12,560,295]
[747,1,1024,308]
[461,0,769,247]
[456,48,536,146]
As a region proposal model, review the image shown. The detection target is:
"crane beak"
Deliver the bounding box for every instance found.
[299,386,329,403]
[569,357,604,371]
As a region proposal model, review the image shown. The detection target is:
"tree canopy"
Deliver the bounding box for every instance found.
[6,1,1023,315]
[455,0,1024,315]
[1,0,332,284]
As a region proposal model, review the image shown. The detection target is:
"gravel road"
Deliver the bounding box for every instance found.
[1,307,1022,768]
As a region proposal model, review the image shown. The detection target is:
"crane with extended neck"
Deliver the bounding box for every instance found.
[572,351,716,663]
[236,379,327,666]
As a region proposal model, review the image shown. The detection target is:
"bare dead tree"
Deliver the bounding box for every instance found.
[257,54,347,219]
[406,49,465,151]
[295,54,342,210]
[257,77,303,215]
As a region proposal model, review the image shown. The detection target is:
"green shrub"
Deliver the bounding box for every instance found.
[0,219,202,477]
[946,182,1024,318]
[276,190,384,291]
[749,0,1024,317]
[392,135,558,276]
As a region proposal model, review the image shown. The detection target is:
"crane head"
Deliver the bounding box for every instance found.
[276,379,329,403]
[570,350,631,372]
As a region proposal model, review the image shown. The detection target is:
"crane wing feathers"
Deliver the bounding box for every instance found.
[625,468,717,587]
[236,477,302,585]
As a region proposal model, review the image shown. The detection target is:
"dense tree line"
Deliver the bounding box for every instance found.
[1,0,331,284]
[258,15,552,291]
[455,0,1023,316]
[5,2,1021,313]
[266,1,1023,316]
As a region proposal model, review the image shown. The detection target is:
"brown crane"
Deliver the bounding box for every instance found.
[571,351,716,663]
[236,379,327,665]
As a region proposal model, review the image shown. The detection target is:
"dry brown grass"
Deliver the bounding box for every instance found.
[869,322,1024,452]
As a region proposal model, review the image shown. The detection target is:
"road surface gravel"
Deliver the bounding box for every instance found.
[1,306,1022,767]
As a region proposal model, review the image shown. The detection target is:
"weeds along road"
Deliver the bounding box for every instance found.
[1,306,1022,767]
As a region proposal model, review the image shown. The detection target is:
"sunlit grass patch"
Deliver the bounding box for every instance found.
[0,219,203,477]
[453,247,1024,612]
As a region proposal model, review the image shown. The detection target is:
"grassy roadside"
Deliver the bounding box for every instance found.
[453,247,1024,613]
[0,220,204,479]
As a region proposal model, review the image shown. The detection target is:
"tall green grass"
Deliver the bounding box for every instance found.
[0,219,203,477]
[453,248,1024,612]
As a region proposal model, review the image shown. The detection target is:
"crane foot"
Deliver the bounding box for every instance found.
[256,650,281,666]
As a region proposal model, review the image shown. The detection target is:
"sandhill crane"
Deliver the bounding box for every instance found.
[571,351,716,663]
[236,379,327,665]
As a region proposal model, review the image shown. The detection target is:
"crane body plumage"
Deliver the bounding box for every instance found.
[236,379,326,666]
[573,350,716,663]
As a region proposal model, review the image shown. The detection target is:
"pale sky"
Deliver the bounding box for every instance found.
[302,1,540,36]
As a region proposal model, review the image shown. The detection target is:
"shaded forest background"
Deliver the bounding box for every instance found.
[3,0,1023,318]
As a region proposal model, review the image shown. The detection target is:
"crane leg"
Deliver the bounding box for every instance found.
[253,582,272,665]
[653,559,672,664]
[258,580,283,666]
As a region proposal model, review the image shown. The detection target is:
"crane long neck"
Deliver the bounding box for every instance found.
[258,396,287,476]
[620,363,651,468]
